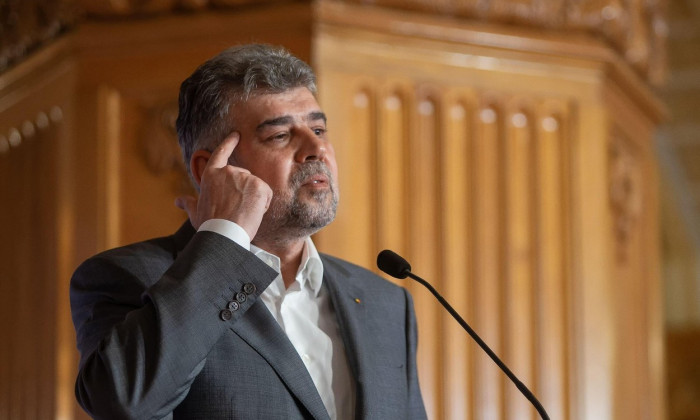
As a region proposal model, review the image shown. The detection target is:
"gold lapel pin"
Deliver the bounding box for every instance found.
[354,298,361,304]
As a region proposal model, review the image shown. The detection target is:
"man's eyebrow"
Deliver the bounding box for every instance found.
[256,112,327,131]
[307,111,327,124]
[256,116,294,131]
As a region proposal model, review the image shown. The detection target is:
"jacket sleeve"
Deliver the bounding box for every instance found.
[70,231,277,420]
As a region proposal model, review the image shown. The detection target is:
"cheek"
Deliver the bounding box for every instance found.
[325,146,339,176]
[258,163,292,192]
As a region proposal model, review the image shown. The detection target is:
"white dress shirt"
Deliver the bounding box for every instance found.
[199,219,355,420]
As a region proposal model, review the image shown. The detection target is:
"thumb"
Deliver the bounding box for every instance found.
[174,195,200,228]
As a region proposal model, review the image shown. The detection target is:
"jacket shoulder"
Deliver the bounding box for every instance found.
[320,253,407,295]
[72,233,180,289]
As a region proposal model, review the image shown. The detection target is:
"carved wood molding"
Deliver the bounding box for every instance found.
[2,0,666,85]
[78,0,297,16]
[329,0,667,85]
[609,131,642,262]
[0,0,79,73]
[139,99,193,194]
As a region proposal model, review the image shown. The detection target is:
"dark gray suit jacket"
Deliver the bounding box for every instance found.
[70,222,427,419]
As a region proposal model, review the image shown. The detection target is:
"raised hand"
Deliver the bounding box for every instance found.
[175,133,273,239]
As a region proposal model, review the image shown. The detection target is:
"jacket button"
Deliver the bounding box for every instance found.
[243,282,256,295]
[227,300,240,311]
[235,292,247,303]
[219,309,232,321]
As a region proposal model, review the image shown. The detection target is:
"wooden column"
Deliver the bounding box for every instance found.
[313,2,666,419]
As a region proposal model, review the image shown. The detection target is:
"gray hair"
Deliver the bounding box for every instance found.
[175,44,317,180]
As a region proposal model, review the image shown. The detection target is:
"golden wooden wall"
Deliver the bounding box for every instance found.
[1,3,316,419]
[0,41,77,420]
[70,4,314,251]
[314,2,665,420]
[0,1,667,419]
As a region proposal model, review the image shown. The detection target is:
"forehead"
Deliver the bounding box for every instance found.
[232,87,322,124]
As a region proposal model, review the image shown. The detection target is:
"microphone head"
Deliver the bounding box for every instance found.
[377,249,411,279]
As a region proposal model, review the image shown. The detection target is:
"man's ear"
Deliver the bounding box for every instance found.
[190,149,213,186]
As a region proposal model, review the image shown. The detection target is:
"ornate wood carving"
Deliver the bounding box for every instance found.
[334,0,667,84]
[0,0,79,72]
[2,0,666,84]
[609,132,642,261]
[78,0,296,16]
[139,100,193,194]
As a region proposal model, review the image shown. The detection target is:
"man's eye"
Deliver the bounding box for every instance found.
[268,132,289,142]
[313,128,327,136]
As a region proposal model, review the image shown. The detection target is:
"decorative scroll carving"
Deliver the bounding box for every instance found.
[609,132,641,261]
[140,100,193,193]
[339,0,666,84]
[2,0,666,84]
[0,0,79,73]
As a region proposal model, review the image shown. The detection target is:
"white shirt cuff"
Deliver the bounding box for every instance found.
[198,219,251,250]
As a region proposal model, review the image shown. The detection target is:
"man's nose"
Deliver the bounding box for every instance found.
[296,128,326,162]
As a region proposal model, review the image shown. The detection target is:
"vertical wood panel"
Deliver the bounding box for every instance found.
[5,133,20,420]
[55,102,77,420]
[2,111,60,420]
[473,103,505,420]
[535,107,570,420]
[18,136,33,419]
[345,86,376,264]
[315,75,376,265]
[440,93,475,420]
[38,117,60,420]
[574,104,615,420]
[376,87,408,261]
[0,46,76,420]
[409,92,443,420]
[609,133,645,420]
[0,134,8,420]
[97,87,122,249]
[504,106,535,420]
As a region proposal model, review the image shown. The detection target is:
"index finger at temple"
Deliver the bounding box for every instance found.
[208,132,240,169]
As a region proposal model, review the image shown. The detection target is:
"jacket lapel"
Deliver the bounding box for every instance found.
[172,221,329,420]
[230,300,331,420]
[320,256,372,418]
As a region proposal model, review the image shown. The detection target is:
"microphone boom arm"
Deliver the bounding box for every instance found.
[405,271,550,420]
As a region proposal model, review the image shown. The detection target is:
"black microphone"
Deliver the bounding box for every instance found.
[377,249,550,420]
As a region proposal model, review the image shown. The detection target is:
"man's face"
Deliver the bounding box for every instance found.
[228,87,339,242]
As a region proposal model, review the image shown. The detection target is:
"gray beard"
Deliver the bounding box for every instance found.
[258,161,338,243]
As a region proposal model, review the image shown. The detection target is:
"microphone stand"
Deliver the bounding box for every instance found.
[405,271,550,420]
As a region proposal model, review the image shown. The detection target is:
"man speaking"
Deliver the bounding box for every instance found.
[70,44,427,420]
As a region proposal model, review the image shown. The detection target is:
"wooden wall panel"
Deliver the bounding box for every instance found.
[503,103,536,420]
[440,91,475,419]
[316,46,581,417]
[0,1,666,418]
[472,102,506,420]
[315,3,663,417]
[376,87,409,264]
[408,90,443,418]
[535,104,571,420]
[73,3,315,251]
[0,41,77,420]
[2,5,318,420]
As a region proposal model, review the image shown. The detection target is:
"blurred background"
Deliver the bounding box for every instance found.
[0,0,697,419]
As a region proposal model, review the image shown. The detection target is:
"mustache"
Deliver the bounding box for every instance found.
[289,161,334,189]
